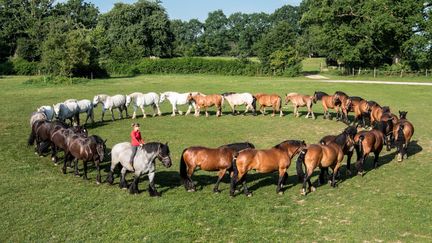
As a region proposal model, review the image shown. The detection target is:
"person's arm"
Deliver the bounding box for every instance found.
[139,132,145,145]
[131,131,140,145]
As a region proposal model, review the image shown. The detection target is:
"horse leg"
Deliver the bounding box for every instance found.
[301,171,313,196]
[213,169,226,193]
[373,151,380,169]
[96,160,101,184]
[148,172,161,197]
[90,109,95,123]
[276,169,287,195]
[185,103,193,116]
[186,165,196,192]
[74,159,80,177]
[281,171,288,186]
[101,108,105,122]
[118,107,123,119]
[171,104,176,116]
[129,174,140,194]
[346,151,353,176]
[51,143,58,164]
[110,108,115,121]
[124,105,129,118]
[140,106,146,119]
[205,107,209,117]
[119,167,128,189]
[62,151,69,174]
[240,173,252,197]
[83,161,88,180]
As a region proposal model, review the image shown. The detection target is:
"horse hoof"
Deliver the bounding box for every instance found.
[246,193,253,197]
[310,186,316,192]
[213,190,221,194]
[346,170,352,176]
[75,174,80,177]
[277,191,284,195]
[187,189,195,192]
[300,189,306,196]
[96,181,101,185]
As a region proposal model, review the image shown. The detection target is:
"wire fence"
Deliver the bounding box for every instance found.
[330,66,432,78]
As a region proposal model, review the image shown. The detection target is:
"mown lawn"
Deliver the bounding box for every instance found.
[0,74,431,242]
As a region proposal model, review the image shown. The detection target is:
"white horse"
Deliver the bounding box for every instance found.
[53,100,80,125]
[30,111,47,127]
[36,106,54,121]
[76,99,94,124]
[106,142,172,196]
[159,91,201,116]
[126,92,161,119]
[222,92,257,115]
[93,94,128,121]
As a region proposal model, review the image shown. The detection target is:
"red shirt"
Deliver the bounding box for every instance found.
[131,130,145,146]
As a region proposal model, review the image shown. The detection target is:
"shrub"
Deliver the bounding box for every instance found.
[0,61,14,75]
[23,76,90,85]
[12,58,40,75]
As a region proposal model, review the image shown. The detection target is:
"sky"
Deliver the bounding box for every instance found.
[82,0,302,21]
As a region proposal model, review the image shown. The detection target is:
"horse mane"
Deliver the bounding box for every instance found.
[221,92,236,97]
[335,91,348,97]
[286,92,298,97]
[274,140,303,149]
[349,96,363,101]
[382,106,391,113]
[344,126,358,137]
[368,100,380,108]
[314,91,328,100]
[142,142,162,153]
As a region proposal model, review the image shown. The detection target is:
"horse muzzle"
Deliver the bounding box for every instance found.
[160,156,172,168]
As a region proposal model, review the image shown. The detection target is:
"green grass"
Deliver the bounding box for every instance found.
[0,74,431,241]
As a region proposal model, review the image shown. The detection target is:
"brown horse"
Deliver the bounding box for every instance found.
[370,103,392,125]
[334,91,351,123]
[393,111,414,162]
[254,93,283,117]
[319,126,358,176]
[297,135,354,195]
[313,91,340,119]
[349,96,371,127]
[187,93,224,117]
[230,140,306,196]
[354,122,386,176]
[65,134,106,184]
[51,125,88,166]
[180,146,238,193]
[285,93,316,119]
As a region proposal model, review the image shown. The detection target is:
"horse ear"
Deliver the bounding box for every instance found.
[103,139,107,144]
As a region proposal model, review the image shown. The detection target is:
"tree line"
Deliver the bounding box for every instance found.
[0,0,431,77]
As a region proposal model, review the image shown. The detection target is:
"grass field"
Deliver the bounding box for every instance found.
[0,74,431,241]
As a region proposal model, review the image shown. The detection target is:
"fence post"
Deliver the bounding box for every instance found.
[426,69,428,77]
[400,70,403,78]
[352,68,355,76]
[374,68,376,78]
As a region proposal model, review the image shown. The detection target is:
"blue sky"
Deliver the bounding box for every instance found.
[81,0,302,21]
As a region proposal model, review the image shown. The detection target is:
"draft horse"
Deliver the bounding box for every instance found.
[313,91,340,119]
[180,146,239,193]
[187,93,224,117]
[230,140,306,196]
[349,96,371,127]
[254,93,283,117]
[285,93,316,119]
[393,111,414,162]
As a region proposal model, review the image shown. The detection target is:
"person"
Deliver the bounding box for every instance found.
[129,123,145,171]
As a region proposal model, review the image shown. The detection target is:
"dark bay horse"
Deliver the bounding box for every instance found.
[319,126,358,175]
[349,96,371,127]
[51,125,88,165]
[313,91,340,119]
[334,91,351,123]
[65,134,106,184]
[354,122,386,176]
[297,135,354,195]
[393,111,414,162]
[254,93,283,117]
[180,146,238,193]
[230,140,306,196]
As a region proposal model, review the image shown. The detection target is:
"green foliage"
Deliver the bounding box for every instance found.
[0,61,14,75]
[269,48,303,76]
[11,58,40,75]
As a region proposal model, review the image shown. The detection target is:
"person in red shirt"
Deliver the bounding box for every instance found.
[129,123,145,170]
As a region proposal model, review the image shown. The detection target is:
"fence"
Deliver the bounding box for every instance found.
[334,67,432,78]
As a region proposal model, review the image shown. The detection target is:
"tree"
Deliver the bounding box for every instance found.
[200,10,229,56]
[171,19,203,56]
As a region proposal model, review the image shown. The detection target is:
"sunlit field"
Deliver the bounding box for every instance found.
[0,74,430,241]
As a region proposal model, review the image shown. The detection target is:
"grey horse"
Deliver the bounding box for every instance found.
[106,142,172,196]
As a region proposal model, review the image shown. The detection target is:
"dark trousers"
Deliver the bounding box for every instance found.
[129,145,139,163]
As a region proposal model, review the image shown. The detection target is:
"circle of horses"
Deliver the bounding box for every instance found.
[29,90,415,197]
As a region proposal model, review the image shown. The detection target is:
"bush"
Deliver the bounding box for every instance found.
[12,58,40,75]
[23,76,90,85]
[0,61,14,75]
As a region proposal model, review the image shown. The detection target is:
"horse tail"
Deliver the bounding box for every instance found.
[296,149,307,182]
[358,135,365,156]
[28,129,36,146]
[179,149,188,186]
[278,96,282,110]
[252,96,257,112]
[396,124,406,145]
[232,153,239,183]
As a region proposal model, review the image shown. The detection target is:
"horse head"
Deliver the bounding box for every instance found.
[399,111,408,120]
[284,93,290,105]
[186,93,195,103]
[92,95,100,107]
[53,103,63,119]
[94,136,107,161]
[125,95,132,107]
[159,93,167,103]
[332,93,340,105]
[157,142,172,168]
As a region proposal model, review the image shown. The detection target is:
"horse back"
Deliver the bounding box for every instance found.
[183,147,234,170]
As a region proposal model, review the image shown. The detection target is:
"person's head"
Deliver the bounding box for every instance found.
[132,123,140,131]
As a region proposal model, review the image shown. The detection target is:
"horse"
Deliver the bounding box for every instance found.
[36,106,54,121]
[126,92,161,118]
[370,104,394,125]
[93,94,128,121]
[393,111,414,162]
[319,126,358,176]
[285,93,315,119]
[334,91,351,123]
[230,140,306,196]
[254,93,283,117]
[186,93,224,117]
[222,92,257,116]
[30,111,47,127]
[28,120,69,158]
[159,91,201,116]
[349,96,371,127]
[313,91,340,119]
[353,121,387,176]
[65,134,106,184]
[53,100,80,125]
[180,146,238,193]
[296,134,354,195]
[218,142,255,152]
[76,99,94,124]
[106,142,172,196]
[50,125,88,166]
